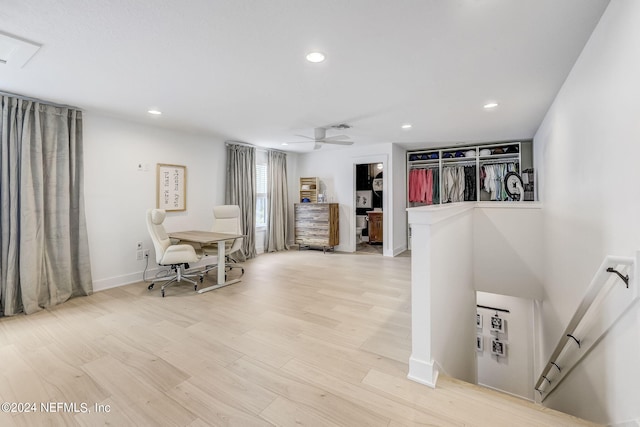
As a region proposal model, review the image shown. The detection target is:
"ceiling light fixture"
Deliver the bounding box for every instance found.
[483,102,499,109]
[281,142,289,146]
[306,52,325,63]
[147,109,162,115]
[401,123,412,129]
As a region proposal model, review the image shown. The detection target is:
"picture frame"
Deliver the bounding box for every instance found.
[372,178,383,192]
[490,315,505,333]
[491,339,507,357]
[476,335,484,352]
[356,190,373,208]
[157,163,186,211]
[476,313,483,329]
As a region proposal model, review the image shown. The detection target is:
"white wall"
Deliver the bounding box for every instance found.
[534,1,640,424]
[476,292,535,401]
[473,204,544,300]
[297,142,407,256]
[392,143,408,255]
[430,208,476,382]
[83,113,226,290]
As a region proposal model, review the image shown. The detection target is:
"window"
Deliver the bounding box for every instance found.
[256,162,267,227]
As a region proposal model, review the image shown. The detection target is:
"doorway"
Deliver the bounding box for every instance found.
[355,162,383,255]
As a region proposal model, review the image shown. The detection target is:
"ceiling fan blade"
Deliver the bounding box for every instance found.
[293,134,315,140]
[323,135,350,141]
[322,140,353,146]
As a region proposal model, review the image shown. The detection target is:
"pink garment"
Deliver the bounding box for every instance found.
[425,169,433,204]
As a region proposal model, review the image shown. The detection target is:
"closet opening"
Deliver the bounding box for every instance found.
[355,162,383,255]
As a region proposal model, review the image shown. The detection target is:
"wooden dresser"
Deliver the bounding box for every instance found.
[294,203,339,252]
[367,211,383,244]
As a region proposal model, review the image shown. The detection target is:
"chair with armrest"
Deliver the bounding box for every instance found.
[146,208,203,297]
[202,205,245,277]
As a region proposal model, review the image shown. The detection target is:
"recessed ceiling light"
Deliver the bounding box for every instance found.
[306,52,325,63]
[483,102,499,109]
[281,142,289,146]
[401,123,412,129]
[147,109,162,115]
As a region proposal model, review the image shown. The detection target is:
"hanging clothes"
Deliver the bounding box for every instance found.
[443,166,465,203]
[463,165,476,201]
[432,169,439,204]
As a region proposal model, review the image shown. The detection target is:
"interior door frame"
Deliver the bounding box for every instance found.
[352,154,389,256]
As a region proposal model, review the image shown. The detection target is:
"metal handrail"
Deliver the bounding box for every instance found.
[534,255,636,400]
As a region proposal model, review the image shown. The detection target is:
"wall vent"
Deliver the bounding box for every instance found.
[0,32,41,69]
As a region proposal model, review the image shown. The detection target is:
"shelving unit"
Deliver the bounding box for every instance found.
[407,140,531,207]
[299,177,319,203]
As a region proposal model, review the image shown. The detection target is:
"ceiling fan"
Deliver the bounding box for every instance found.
[287,127,354,150]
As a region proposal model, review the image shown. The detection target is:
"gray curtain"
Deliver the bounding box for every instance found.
[225,143,256,259]
[265,150,289,252]
[0,95,93,316]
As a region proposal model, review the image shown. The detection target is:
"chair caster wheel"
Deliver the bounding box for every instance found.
[161,289,165,297]
[194,285,198,291]
[199,275,204,283]
[148,283,154,290]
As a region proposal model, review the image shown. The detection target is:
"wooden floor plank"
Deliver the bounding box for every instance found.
[0,249,600,426]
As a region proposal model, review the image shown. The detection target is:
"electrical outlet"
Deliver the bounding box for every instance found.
[143,249,150,258]
[136,250,143,260]
[136,241,143,250]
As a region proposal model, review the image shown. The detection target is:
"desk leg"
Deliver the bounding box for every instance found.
[197,240,241,293]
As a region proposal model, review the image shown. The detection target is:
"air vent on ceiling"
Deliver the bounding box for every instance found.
[0,32,41,69]
[331,123,351,130]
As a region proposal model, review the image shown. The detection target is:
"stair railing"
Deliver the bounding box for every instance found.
[535,253,639,401]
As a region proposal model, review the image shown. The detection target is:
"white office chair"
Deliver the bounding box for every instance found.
[202,205,245,277]
[146,209,203,297]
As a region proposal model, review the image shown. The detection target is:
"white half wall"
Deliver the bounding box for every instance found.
[534,0,640,423]
[407,203,476,386]
[83,113,226,290]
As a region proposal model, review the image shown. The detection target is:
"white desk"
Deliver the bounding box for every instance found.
[168,230,243,293]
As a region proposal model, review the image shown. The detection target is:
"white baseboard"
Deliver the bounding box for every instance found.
[610,419,640,427]
[393,244,408,257]
[477,382,534,402]
[407,355,439,388]
[92,267,161,292]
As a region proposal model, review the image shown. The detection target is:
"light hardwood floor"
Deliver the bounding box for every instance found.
[0,250,598,426]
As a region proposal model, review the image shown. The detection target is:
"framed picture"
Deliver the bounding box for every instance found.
[476,313,483,329]
[372,178,383,192]
[490,315,505,333]
[476,335,484,352]
[491,339,507,357]
[356,190,373,208]
[157,164,186,211]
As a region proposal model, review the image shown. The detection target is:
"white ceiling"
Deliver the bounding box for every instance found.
[0,0,609,152]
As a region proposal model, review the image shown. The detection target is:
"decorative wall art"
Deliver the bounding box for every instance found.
[356,190,373,208]
[157,164,186,211]
[491,339,507,357]
[490,315,505,333]
[476,313,483,329]
[476,335,484,352]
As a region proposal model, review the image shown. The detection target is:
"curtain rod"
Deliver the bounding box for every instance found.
[0,90,82,110]
[225,140,288,155]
